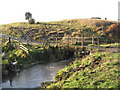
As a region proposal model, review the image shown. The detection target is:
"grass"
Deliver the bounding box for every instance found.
[2,39,76,66]
[88,43,120,47]
[45,52,120,89]
[1,18,119,88]
[99,43,120,47]
[0,19,117,44]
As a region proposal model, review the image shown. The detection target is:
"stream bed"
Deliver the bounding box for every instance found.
[2,60,70,88]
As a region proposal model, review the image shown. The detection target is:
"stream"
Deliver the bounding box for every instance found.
[2,60,70,88]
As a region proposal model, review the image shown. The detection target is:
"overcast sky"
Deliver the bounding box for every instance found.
[0,0,119,24]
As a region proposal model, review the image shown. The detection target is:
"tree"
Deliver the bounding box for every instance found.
[25,12,35,24]
[25,12,32,20]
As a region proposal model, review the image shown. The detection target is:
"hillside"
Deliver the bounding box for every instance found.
[1,19,119,44]
[1,19,119,89]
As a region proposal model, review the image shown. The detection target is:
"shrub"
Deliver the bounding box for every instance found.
[28,18,35,24]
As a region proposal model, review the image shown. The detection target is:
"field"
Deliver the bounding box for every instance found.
[1,19,120,89]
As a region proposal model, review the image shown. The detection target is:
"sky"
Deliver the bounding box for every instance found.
[118,1,120,22]
[0,0,119,24]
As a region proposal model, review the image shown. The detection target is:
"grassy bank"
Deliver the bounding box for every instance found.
[41,52,119,89]
[2,40,75,75]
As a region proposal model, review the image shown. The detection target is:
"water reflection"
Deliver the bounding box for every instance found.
[2,60,69,88]
[9,79,12,87]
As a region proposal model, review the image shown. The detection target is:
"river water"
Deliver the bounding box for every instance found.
[2,60,70,88]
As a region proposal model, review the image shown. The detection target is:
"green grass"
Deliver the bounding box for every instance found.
[2,39,76,66]
[2,59,8,64]
[1,19,117,44]
[99,43,120,47]
[46,52,120,89]
[88,43,120,48]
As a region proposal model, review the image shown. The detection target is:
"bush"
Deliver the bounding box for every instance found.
[36,22,40,24]
[28,18,35,24]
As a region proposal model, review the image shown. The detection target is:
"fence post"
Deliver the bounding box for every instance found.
[92,35,94,44]
[81,35,85,51]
